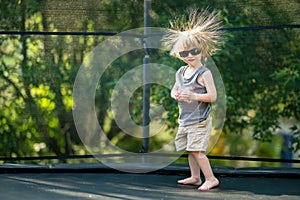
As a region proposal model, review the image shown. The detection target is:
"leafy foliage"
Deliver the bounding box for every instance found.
[0,0,299,161]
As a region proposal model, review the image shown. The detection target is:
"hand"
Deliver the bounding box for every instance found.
[179,90,192,102]
[174,90,182,101]
[175,90,194,102]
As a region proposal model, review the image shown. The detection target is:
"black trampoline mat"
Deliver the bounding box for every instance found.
[1,172,300,200]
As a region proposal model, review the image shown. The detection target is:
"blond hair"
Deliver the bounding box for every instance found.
[163,7,224,59]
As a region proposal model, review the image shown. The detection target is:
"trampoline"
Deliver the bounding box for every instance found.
[1,163,300,200]
[1,1,300,200]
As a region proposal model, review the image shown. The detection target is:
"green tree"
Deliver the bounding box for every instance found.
[0,0,299,161]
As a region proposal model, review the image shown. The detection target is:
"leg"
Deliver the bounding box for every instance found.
[178,152,202,185]
[190,151,219,191]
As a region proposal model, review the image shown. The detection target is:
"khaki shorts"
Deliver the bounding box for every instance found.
[175,116,212,152]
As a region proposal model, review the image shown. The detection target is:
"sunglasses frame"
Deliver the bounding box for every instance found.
[179,48,201,58]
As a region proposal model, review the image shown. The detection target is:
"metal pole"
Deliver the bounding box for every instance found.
[141,0,151,153]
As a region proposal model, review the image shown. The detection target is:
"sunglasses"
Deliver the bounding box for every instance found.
[179,48,201,57]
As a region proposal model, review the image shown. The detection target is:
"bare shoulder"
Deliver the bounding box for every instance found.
[197,69,213,85]
[202,69,215,81]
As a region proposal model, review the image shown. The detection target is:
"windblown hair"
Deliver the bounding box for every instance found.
[163,7,224,59]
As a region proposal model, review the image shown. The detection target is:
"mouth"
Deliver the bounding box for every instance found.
[186,58,195,62]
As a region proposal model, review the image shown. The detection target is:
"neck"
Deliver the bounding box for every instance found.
[188,61,203,69]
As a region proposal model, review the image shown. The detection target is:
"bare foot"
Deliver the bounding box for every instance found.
[177,177,202,186]
[198,177,219,191]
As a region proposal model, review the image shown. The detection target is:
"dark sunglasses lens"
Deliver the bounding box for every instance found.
[179,48,201,57]
[191,48,201,55]
[179,51,189,57]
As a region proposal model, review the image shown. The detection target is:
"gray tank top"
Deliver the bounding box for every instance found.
[176,65,211,126]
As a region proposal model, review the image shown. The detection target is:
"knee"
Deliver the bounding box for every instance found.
[190,151,206,159]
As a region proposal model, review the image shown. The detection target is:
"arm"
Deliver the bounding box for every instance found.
[171,81,180,100]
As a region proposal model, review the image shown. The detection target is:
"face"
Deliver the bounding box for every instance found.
[178,47,202,67]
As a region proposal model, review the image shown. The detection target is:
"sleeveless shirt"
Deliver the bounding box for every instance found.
[176,65,211,126]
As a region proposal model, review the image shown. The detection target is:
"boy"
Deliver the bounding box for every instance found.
[164,8,223,191]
